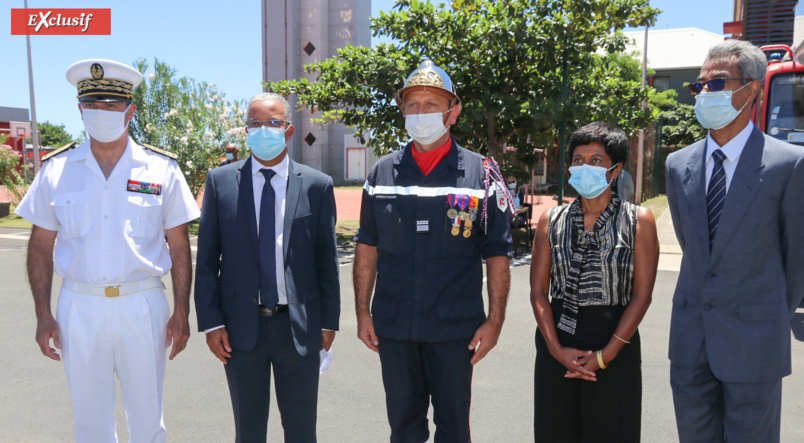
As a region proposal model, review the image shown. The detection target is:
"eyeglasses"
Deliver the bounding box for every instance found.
[246,119,290,129]
[688,78,752,95]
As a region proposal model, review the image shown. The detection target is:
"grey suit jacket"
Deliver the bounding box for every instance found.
[665,127,804,383]
[194,156,340,356]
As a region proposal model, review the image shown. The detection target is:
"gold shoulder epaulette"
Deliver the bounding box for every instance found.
[42,142,77,162]
[142,143,178,160]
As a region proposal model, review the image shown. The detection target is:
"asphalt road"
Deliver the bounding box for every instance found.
[2,221,804,442]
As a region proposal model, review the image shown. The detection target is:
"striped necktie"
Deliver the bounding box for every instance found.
[706,149,727,249]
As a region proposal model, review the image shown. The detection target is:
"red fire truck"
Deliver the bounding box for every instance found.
[753,44,804,145]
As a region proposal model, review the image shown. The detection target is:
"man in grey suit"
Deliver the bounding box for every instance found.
[666,40,804,442]
[195,92,340,442]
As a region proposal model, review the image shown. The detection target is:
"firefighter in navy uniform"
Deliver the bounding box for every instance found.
[353,60,513,443]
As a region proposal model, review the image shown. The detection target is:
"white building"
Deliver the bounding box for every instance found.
[262,0,376,184]
[623,28,725,106]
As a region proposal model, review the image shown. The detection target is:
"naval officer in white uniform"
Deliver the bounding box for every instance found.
[16,59,200,442]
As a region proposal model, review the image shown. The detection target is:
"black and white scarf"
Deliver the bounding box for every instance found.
[555,197,621,335]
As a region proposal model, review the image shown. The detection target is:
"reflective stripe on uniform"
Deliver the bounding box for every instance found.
[363,183,495,198]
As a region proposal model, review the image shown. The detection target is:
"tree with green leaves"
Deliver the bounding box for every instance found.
[130,58,248,196]
[38,121,74,148]
[661,103,706,147]
[600,51,678,111]
[264,0,660,177]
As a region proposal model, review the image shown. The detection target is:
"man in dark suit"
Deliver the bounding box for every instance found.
[195,92,340,443]
[666,40,804,442]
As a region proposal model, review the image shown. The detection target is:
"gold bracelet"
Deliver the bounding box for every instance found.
[613,333,630,344]
[597,350,607,369]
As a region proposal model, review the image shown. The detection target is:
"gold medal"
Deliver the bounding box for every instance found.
[447,208,458,219]
[458,211,468,221]
[451,216,461,236]
[463,218,473,238]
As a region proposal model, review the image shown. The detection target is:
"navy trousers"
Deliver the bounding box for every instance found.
[378,337,474,443]
[224,312,320,443]
[671,343,782,443]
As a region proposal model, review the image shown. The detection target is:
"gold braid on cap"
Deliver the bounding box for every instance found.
[406,69,445,88]
[76,77,135,99]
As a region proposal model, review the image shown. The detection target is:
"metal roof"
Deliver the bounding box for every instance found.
[0,107,29,123]
[623,28,726,71]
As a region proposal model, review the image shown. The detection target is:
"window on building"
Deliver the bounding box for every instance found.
[653,76,670,92]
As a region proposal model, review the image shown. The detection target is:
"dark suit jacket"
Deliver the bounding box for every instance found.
[194,156,340,356]
[665,127,804,383]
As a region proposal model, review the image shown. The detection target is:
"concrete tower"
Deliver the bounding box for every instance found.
[261,0,371,184]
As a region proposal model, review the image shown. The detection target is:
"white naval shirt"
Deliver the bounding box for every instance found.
[15,138,200,285]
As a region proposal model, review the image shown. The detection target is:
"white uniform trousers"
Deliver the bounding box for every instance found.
[57,284,170,443]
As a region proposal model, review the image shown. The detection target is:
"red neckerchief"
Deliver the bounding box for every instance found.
[411,138,452,176]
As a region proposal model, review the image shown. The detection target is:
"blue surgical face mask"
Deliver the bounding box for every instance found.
[247,126,287,161]
[225,153,234,160]
[568,163,618,199]
[694,82,750,130]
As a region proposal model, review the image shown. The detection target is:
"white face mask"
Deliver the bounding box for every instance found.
[405,109,452,145]
[82,104,131,143]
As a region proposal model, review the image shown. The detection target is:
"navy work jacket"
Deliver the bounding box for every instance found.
[355,140,512,343]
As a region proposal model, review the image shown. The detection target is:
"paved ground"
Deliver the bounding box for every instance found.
[2,206,804,441]
[334,189,363,221]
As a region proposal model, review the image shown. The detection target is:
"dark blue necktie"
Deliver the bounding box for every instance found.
[706,149,727,249]
[259,169,278,308]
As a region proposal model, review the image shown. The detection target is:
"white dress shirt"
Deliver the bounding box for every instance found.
[15,138,200,285]
[251,154,289,306]
[705,121,754,192]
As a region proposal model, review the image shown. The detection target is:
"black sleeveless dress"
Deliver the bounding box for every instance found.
[534,197,642,443]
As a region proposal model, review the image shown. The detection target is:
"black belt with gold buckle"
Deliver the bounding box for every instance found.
[259,304,289,317]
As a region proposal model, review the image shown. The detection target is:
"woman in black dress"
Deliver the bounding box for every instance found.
[530,122,659,442]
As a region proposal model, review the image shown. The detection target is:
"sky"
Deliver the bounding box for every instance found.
[0,0,793,139]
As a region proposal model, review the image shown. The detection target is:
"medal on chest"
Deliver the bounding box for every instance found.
[447,195,458,220]
[447,194,474,237]
[447,194,460,235]
[457,195,471,236]
[464,196,478,238]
